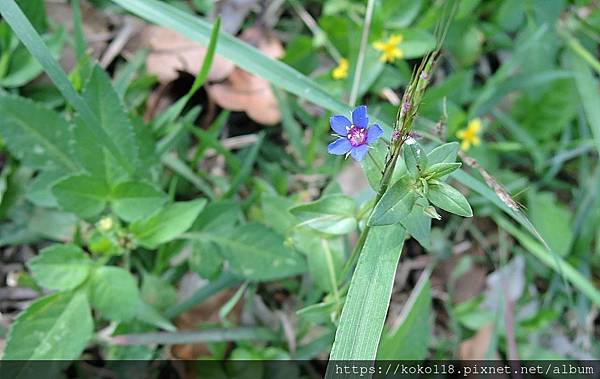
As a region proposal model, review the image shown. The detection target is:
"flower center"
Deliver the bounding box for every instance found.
[347,125,367,147]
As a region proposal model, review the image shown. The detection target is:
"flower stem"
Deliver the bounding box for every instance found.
[348,0,376,106]
[339,142,404,282]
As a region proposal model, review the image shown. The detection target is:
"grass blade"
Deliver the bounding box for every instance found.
[568,51,600,155]
[325,225,405,366]
[0,0,133,174]
[223,132,265,198]
[154,17,221,129]
[161,153,215,199]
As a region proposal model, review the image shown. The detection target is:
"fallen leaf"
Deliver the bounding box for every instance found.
[459,323,496,360]
[172,287,243,359]
[215,0,260,34]
[45,1,110,71]
[207,26,284,125]
[139,25,235,83]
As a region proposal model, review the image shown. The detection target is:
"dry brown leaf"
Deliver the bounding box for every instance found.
[459,323,496,360]
[46,1,110,71]
[207,26,284,125]
[171,287,243,359]
[140,25,235,83]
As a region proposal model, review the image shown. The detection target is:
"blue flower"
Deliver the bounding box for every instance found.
[327,105,384,161]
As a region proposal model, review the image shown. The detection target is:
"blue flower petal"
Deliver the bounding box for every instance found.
[329,115,352,135]
[366,124,384,144]
[350,144,369,161]
[352,105,368,128]
[328,138,352,155]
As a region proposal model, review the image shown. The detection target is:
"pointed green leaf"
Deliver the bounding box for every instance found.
[202,223,306,281]
[111,181,167,222]
[52,174,109,219]
[423,162,462,179]
[90,266,140,322]
[427,181,473,217]
[369,177,417,226]
[403,141,428,177]
[402,205,432,249]
[0,95,77,172]
[82,66,139,181]
[130,199,206,249]
[427,142,460,164]
[3,291,93,359]
[290,195,357,235]
[27,244,92,290]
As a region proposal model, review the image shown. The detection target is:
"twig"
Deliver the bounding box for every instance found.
[100,17,137,68]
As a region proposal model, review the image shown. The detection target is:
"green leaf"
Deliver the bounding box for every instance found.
[25,170,67,208]
[427,181,473,217]
[0,94,78,171]
[205,223,306,281]
[369,177,417,226]
[190,240,224,280]
[326,225,406,364]
[71,116,105,178]
[82,66,139,181]
[397,29,437,59]
[89,266,140,322]
[52,174,109,219]
[135,301,176,332]
[27,244,92,290]
[380,0,423,28]
[403,141,428,177]
[3,291,93,359]
[528,192,573,257]
[290,195,357,235]
[423,162,462,179]
[130,199,206,249]
[378,271,431,359]
[111,181,167,222]
[511,78,577,140]
[568,51,600,155]
[427,142,460,164]
[292,231,344,293]
[0,30,63,88]
[15,0,47,33]
[141,273,177,311]
[402,204,432,249]
[0,0,134,174]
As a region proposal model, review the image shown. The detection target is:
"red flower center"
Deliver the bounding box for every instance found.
[347,125,367,147]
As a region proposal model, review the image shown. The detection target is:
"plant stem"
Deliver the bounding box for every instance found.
[349,0,376,106]
[339,142,404,281]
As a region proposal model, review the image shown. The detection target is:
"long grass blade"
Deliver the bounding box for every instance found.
[325,226,405,366]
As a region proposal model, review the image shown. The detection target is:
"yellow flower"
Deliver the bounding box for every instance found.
[373,34,404,63]
[332,58,349,80]
[456,118,482,150]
